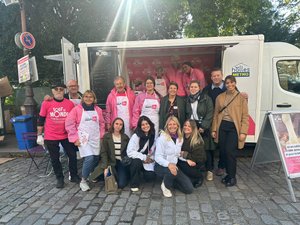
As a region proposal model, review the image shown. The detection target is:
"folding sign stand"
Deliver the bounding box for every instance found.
[251,111,300,202]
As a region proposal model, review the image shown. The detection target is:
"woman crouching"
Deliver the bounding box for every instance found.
[155,116,194,197]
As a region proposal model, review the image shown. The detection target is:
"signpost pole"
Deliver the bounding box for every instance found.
[19,0,37,116]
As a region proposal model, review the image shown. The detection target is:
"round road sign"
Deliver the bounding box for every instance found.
[20,32,36,50]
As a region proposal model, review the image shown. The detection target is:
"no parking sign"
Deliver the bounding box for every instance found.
[20,32,36,50]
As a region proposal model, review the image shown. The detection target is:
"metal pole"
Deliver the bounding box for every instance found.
[19,0,37,116]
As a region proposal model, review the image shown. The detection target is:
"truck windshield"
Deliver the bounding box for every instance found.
[277,60,300,94]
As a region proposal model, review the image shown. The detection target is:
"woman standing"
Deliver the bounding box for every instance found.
[65,90,105,191]
[155,116,193,197]
[127,116,156,192]
[159,81,186,130]
[212,75,249,187]
[178,119,206,188]
[186,80,214,181]
[101,118,130,189]
[132,76,160,137]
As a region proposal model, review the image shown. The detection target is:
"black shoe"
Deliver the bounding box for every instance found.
[221,175,230,184]
[70,175,81,184]
[56,178,65,188]
[225,178,237,187]
[193,178,203,188]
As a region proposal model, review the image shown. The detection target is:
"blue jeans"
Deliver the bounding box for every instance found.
[82,155,99,179]
[115,160,130,189]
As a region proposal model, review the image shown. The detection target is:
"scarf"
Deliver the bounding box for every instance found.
[188,91,201,103]
[82,102,95,111]
[134,128,155,154]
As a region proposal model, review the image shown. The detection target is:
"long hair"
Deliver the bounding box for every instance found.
[109,117,125,134]
[184,119,204,148]
[163,116,183,141]
[136,116,155,135]
[224,75,239,91]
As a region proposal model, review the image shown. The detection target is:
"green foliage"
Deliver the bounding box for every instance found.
[184,0,299,46]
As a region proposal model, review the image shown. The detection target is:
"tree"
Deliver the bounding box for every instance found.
[184,0,298,46]
[0,0,189,83]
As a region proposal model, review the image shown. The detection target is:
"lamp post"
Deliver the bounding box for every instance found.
[19,0,37,116]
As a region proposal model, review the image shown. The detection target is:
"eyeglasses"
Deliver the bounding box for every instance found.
[54,87,64,91]
[67,85,78,88]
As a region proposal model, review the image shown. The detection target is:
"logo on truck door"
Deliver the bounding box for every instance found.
[232,63,250,77]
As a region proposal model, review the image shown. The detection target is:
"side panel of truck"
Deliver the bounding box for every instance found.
[222,37,263,142]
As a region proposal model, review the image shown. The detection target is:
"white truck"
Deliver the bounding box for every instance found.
[60,34,300,143]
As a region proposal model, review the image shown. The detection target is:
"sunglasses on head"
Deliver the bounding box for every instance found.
[54,87,64,91]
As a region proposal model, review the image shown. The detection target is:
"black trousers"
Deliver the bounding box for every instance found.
[205,150,214,171]
[129,158,156,188]
[177,160,203,184]
[154,163,193,194]
[45,139,78,179]
[218,120,238,179]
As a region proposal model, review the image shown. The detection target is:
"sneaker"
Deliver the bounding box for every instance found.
[130,187,139,192]
[56,178,65,189]
[206,171,214,181]
[216,168,225,176]
[80,180,90,192]
[70,175,81,184]
[161,181,172,197]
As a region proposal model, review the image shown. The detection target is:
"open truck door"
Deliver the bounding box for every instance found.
[272,57,300,111]
[61,37,77,83]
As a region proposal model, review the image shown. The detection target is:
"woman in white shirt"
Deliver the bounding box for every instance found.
[155,116,194,197]
[127,116,156,192]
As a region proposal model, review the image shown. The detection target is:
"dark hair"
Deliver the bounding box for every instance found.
[168,81,178,89]
[145,76,155,87]
[109,117,125,134]
[210,67,222,74]
[135,116,155,135]
[189,79,201,87]
[224,75,237,83]
[224,75,239,91]
[182,61,193,68]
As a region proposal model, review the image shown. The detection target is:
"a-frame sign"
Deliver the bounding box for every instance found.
[251,111,300,202]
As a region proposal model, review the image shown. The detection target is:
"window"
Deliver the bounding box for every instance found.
[277,60,300,94]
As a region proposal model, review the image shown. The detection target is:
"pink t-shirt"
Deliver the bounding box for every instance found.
[39,99,74,140]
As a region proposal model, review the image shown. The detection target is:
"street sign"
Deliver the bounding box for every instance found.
[17,55,30,83]
[14,32,23,49]
[20,32,36,50]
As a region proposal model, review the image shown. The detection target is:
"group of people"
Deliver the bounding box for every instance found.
[36,66,249,198]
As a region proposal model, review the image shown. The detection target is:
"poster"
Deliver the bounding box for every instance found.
[271,112,300,177]
[17,55,30,83]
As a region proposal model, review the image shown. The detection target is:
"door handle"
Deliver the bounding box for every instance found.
[276,103,292,108]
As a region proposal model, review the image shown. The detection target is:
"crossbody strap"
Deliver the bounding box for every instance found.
[219,92,240,113]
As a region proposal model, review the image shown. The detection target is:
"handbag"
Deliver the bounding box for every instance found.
[104,166,118,194]
[121,155,132,166]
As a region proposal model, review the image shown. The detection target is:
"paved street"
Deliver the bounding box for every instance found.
[0,156,299,225]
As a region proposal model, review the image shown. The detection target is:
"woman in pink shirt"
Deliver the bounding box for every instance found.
[132,76,161,137]
[65,90,105,191]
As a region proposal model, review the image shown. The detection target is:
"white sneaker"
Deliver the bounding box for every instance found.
[161,181,172,197]
[131,187,139,192]
[80,180,90,192]
[207,171,214,181]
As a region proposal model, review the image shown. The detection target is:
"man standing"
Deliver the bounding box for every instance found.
[65,80,82,106]
[105,76,136,137]
[202,68,227,180]
[182,61,206,95]
[37,83,80,188]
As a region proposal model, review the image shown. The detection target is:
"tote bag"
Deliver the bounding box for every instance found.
[104,166,118,194]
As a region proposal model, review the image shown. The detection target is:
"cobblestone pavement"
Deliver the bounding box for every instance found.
[0,157,299,225]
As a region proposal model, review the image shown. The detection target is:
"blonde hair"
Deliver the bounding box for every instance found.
[82,90,97,104]
[184,119,204,148]
[163,116,183,141]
